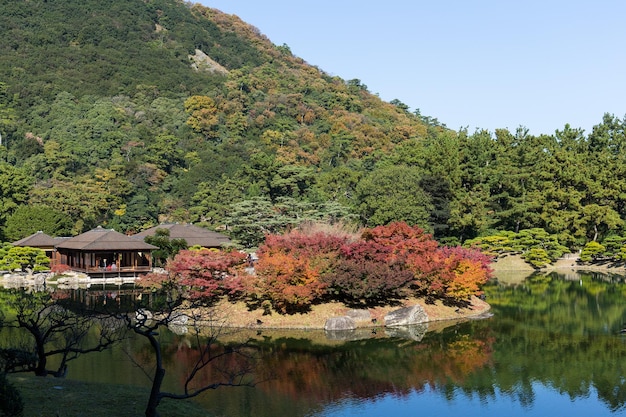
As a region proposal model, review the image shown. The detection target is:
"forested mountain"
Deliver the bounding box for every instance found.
[0,0,625,251]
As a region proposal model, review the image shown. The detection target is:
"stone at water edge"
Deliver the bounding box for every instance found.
[345,309,371,322]
[384,304,428,327]
[324,316,356,331]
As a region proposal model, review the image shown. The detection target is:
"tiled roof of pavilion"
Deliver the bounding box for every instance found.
[133,223,231,248]
[13,231,68,248]
[56,226,158,251]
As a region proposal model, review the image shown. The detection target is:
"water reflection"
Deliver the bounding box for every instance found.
[192,271,626,416]
[3,271,626,416]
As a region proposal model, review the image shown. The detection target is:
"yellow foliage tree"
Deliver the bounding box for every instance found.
[184,95,219,139]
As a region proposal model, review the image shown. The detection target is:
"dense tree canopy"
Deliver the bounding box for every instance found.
[0,0,624,258]
[3,204,73,241]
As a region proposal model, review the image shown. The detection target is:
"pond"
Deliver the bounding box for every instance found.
[7,270,626,417]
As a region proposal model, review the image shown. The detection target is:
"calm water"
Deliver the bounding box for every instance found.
[7,270,626,416]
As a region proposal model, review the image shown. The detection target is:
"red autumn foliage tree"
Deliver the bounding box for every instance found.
[131,248,253,417]
[169,248,247,300]
[138,248,247,301]
[251,221,493,311]
[361,222,448,299]
[324,239,413,306]
[251,230,350,313]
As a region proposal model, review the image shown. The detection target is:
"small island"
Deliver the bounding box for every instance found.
[134,221,493,334]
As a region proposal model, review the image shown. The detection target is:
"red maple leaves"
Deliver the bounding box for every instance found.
[138,222,492,313]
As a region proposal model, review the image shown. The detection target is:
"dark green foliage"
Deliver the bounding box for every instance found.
[355,165,433,228]
[107,193,160,235]
[0,348,37,375]
[144,229,188,267]
[0,373,23,417]
[0,0,429,239]
[0,163,32,239]
[601,235,626,259]
[3,205,73,241]
[0,0,231,102]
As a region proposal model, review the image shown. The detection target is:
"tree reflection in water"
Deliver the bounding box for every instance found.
[3,271,626,416]
[191,271,626,416]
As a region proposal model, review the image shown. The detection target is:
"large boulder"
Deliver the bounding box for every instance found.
[324,316,356,331]
[384,304,428,327]
[345,309,371,322]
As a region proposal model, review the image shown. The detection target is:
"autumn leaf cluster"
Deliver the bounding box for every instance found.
[139,222,492,314]
[251,222,492,312]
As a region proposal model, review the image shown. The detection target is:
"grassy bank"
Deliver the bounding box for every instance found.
[8,374,209,417]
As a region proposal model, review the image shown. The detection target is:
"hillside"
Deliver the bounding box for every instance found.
[1,0,626,253]
[0,0,437,244]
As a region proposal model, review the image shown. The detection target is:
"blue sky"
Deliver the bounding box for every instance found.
[198,1,626,136]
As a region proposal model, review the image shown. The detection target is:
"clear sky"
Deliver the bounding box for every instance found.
[198,0,626,136]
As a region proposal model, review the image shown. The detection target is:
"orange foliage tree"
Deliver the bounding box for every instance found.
[252,222,493,311]
[437,246,492,301]
[251,230,350,313]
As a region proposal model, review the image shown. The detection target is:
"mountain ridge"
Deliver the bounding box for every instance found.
[0,0,435,243]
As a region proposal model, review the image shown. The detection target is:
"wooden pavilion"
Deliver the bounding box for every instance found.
[12,231,69,267]
[54,226,158,276]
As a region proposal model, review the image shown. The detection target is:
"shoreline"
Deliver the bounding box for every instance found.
[492,253,626,273]
[212,295,491,330]
[0,272,492,331]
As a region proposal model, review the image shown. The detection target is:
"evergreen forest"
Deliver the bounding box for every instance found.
[1,0,625,255]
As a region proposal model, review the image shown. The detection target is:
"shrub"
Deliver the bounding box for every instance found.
[169,248,247,300]
[137,248,247,302]
[361,223,447,300]
[601,235,626,260]
[324,257,412,306]
[252,230,349,313]
[252,251,328,313]
[464,233,517,257]
[522,248,552,268]
[252,222,494,311]
[580,241,606,263]
[51,264,72,275]
[465,228,568,263]
[438,246,493,301]
[0,246,49,272]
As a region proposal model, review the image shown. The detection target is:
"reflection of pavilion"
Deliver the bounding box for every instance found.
[14,227,157,278]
